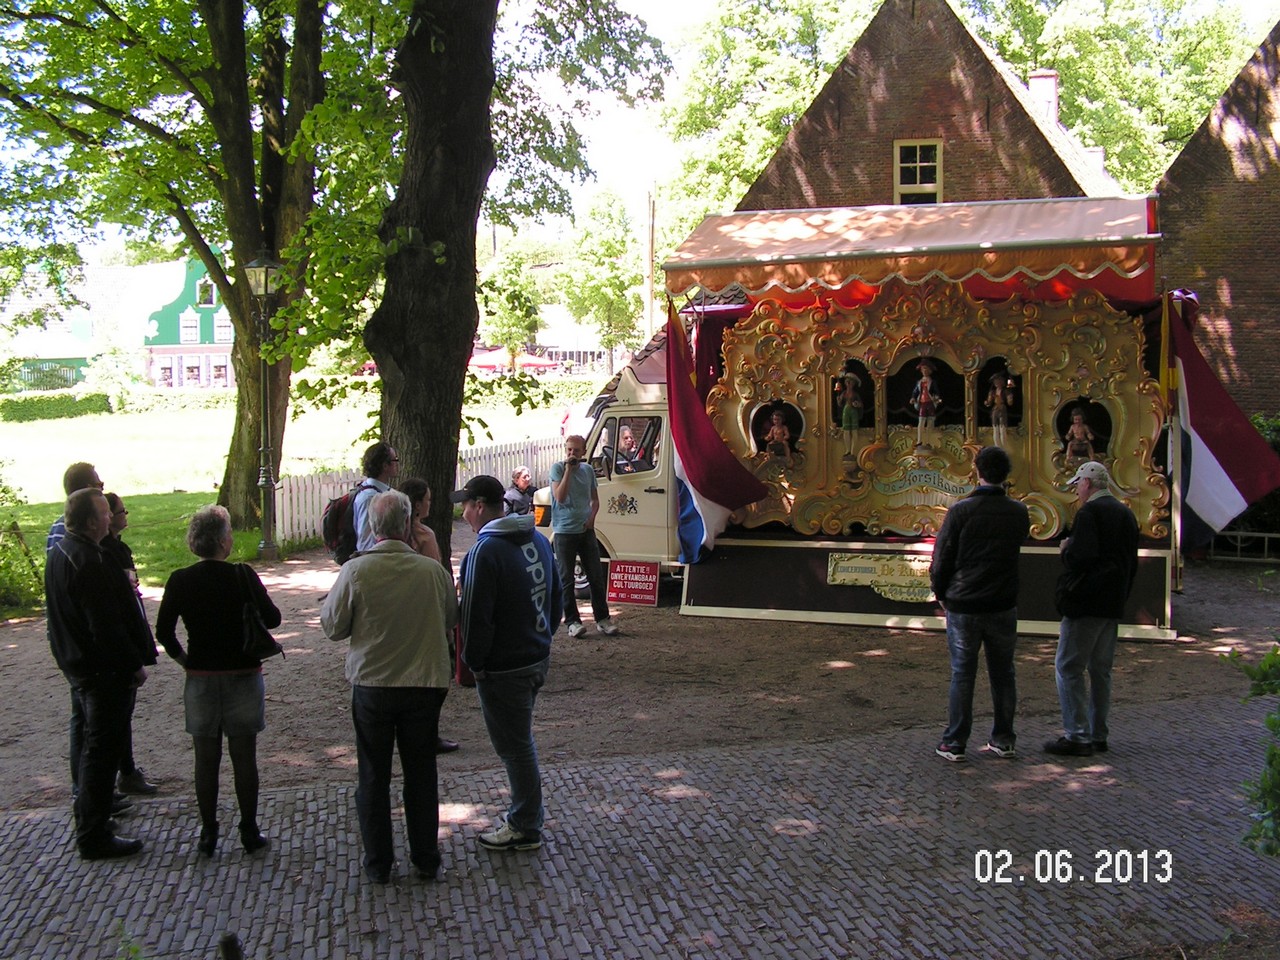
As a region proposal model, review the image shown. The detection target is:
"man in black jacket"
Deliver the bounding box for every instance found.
[46,488,152,860]
[929,446,1030,762]
[1045,460,1139,757]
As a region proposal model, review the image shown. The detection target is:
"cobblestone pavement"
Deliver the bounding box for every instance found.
[2,693,1278,960]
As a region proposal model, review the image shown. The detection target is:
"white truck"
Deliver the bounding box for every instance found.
[532,337,681,590]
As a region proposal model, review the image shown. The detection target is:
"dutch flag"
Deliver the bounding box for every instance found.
[665,307,768,563]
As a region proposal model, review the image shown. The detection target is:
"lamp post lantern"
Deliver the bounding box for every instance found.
[244,254,283,561]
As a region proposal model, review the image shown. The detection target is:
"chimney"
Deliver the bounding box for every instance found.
[1084,145,1107,176]
[1027,68,1059,125]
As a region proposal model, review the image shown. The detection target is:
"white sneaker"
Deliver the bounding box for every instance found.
[596,618,619,636]
[566,622,586,638]
[478,819,542,851]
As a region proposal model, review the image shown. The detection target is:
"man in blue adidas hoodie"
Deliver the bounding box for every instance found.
[454,474,562,852]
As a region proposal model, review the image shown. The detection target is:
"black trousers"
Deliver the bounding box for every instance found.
[69,674,132,850]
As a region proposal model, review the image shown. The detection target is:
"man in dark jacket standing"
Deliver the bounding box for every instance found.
[1045,460,1139,757]
[455,475,562,852]
[929,446,1030,762]
[46,487,153,859]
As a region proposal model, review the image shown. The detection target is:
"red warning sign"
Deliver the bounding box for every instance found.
[606,560,660,606]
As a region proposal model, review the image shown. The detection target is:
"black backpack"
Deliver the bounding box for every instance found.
[321,481,371,565]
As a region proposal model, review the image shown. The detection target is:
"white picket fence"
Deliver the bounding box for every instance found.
[274,435,563,544]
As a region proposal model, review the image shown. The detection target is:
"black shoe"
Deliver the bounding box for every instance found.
[435,738,460,754]
[240,827,269,854]
[1043,737,1094,757]
[413,862,444,882]
[198,824,218,857]
[80,836,143,861]
[118,768,159,795]
[366,868,391,884]
[1092,740,1108,753]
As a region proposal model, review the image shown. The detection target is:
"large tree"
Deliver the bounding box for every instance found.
[0,0,666,536]
[365,0,667,559]
[0,0,325,524]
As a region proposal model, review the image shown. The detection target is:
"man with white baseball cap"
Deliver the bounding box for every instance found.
[1045,460,1139,757]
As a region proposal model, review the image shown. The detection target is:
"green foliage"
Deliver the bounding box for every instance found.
[81,347,146,412]
[0,463,41,609]
[461,370,556,446]
[8,491,289,597]
[479,253,545,359]
[117,387,237,416]
[959,0,1257,192]
[558,191,645,354]
[1224,642,1280,855]
[114,921,146,960]
[1224,413,1280,534]
[0,357,24,394]
[660,0,873,239]
[1251,412,1280,449]
[274,0,670,372]
[488,1,671,226]
[0,391,110,422]
[0,243,87,337]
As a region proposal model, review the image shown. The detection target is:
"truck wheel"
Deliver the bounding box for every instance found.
[574,561,591,600]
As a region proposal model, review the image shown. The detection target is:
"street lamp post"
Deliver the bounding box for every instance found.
[244,255,283,562]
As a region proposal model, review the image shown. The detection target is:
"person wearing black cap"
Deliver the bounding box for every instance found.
[453,475,562,852]
[1045,460,1138,757]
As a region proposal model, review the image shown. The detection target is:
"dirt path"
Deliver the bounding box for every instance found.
[4,528,1275,811]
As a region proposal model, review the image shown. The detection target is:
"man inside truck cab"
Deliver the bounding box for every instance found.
[548,435,619,638]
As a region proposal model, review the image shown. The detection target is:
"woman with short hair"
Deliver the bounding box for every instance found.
[503,465,534,516]
[156,505,281,857]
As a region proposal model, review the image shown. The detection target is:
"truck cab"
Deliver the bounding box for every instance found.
[533,350,680,579]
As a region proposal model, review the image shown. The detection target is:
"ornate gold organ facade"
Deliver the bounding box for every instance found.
[705,279,1169,543]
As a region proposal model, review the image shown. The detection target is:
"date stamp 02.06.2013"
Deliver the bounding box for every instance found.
[974,848,1173,885]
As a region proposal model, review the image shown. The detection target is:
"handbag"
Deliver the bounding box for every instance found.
[237,563,285,661]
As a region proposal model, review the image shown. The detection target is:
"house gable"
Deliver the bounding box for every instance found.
[738,0,1117,212]
[1157,20,1280,413]
[145,259,233,347]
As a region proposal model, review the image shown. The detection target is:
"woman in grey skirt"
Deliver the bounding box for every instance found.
[156,505,281,857]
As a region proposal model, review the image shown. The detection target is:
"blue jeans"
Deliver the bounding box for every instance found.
[553,529,609,625]
[942,608,1018,748]
[1055,616,1118,743]
[351,685,447,877]
[476,658,549,834]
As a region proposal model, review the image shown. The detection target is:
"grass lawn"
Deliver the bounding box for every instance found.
[0,389,573,609]
[0,397,566,503]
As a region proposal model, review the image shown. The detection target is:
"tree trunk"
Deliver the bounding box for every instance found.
[202,0,323,529]
[365,0,499,565]
[219,325,291,527]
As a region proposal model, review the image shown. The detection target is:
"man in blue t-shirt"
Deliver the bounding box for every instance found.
[547,435,618,637]
[352,441,400,554]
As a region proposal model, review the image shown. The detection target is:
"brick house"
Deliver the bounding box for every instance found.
[737,0,1117,212]
[1157,21,1280,416]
